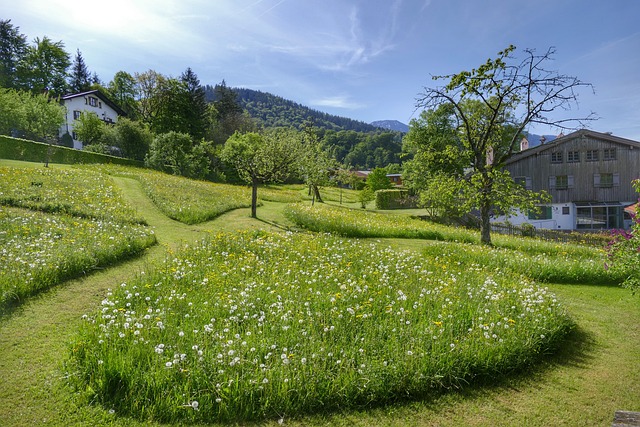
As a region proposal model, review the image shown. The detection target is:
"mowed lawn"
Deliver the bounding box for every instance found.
[0,160,638,426]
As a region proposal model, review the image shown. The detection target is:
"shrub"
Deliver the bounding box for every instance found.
[375,189,417,210]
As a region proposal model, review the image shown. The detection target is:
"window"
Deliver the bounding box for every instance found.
[586,150,599,162]
[88,96,98,107]
[594,173,620,188]
[603,148,617,160]
[562,206,570,215]
[576,203,623,229]
[551,152,563,163]
[514,176,532,190]
[528,206,552,220]
[567,151,580,162]
[73,110,81,120]
[549,175,574,189]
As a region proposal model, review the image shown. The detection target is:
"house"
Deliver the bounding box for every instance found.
[59,90,126,149]
[386,173,403,186]
[495,129,640,231]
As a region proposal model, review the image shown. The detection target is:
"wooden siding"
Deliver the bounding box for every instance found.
[506,132,640,204]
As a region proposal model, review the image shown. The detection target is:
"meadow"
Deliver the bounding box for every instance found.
[1,160,638,426]
[0,165,156,311]
[69,231,572,423]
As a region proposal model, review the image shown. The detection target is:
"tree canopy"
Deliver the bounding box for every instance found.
[414,46,592,244]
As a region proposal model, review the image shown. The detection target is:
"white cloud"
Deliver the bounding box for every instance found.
[310,95,365,109]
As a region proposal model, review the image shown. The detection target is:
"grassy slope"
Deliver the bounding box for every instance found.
[0,161,638,426]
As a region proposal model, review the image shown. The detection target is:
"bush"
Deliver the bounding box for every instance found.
[375,189,418,209]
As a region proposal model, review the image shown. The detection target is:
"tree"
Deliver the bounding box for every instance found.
[73,111,106,147]
[110,117,152,161]
[210,80,246,144]
[402,104,468,192]
[181,67,208,141]
[107,71,138,118]
[222,129,301,218]
[68,49,91,93]
[366,168,393,192]
[298,122,339,204]
[416,45,595,245]
[0,88,25,134]
[17,36,70,95]
[145,131,210,179]
[0,19,28,89]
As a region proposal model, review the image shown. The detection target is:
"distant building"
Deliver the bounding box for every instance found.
[386,173,403,186]
[494,129,640,230]
[59,90,126,149]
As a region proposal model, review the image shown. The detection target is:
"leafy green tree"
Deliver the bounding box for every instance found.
[402,104,468,192]
[20,91,65,141]
[135,69,169,131]
[0,88,25,134]
[145,131,210,179]
[68,49,91,93]
[358,187,375,208]
[108,117,152,161]
[107,71,138,118]
[298,123,339,204]
[17,36,70,95]
[366,168,393,192]
[416,45,594,245]
[0,19,28,89]
[222,129,301,218]
[73,111,106,147]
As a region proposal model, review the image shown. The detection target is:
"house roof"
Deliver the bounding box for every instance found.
[61,89,127,117]
[505,129,640,166]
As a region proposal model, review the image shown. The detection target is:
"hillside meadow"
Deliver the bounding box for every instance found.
[0,159,638,426]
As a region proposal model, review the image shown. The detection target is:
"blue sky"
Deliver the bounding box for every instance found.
[3,0,640,139]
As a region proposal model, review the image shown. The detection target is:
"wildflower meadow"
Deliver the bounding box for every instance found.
[69,231,573,423]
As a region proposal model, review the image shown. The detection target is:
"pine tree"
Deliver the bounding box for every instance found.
[180,67,208,140]
[0,19,28,88]
[68,49,91,93]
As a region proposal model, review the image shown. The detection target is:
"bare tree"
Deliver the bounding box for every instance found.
[416,45,596,245]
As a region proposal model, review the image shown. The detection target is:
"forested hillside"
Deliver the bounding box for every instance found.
[204,86,379,133]
[203,85,404,169]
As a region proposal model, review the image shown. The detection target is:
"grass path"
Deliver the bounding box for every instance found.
[0,174,638,426]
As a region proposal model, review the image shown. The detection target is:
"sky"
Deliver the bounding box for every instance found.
[3,0,640,140]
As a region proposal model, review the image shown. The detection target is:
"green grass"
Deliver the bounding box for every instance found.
[0,160,638,426]
[68,231,572,423]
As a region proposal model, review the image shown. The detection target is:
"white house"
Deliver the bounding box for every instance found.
[59,90,126,149]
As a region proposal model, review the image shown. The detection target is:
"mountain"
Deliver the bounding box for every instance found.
[204,86,383,133]
[370,120,409,133]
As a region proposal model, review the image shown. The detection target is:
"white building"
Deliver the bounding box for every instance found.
[59,90,125,149]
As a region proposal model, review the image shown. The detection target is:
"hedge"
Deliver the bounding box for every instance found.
[0,135,142,167]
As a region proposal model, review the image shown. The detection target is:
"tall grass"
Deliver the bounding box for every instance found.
[69,231,572,423]
[285,202,476,241]
[0,206,156,311]
[0,166,145,224]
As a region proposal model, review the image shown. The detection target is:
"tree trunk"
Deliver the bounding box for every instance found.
[479,176,493,245]
[251,177,258,218]
[312,184,323,204]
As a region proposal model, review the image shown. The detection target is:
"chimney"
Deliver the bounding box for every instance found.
[520,137,529,151]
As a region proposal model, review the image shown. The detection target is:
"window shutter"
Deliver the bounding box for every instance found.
[549,176,556,188]
[613,173,620,186]
[568,175,574,189]
[525,176,532,190]
[593,173,600,186]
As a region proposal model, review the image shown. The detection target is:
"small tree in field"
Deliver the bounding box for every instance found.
[366,168,393,192]
[222,129,301,218]
[416,45,595,245]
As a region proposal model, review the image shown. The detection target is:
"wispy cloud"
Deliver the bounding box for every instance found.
[310,95,366,109]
